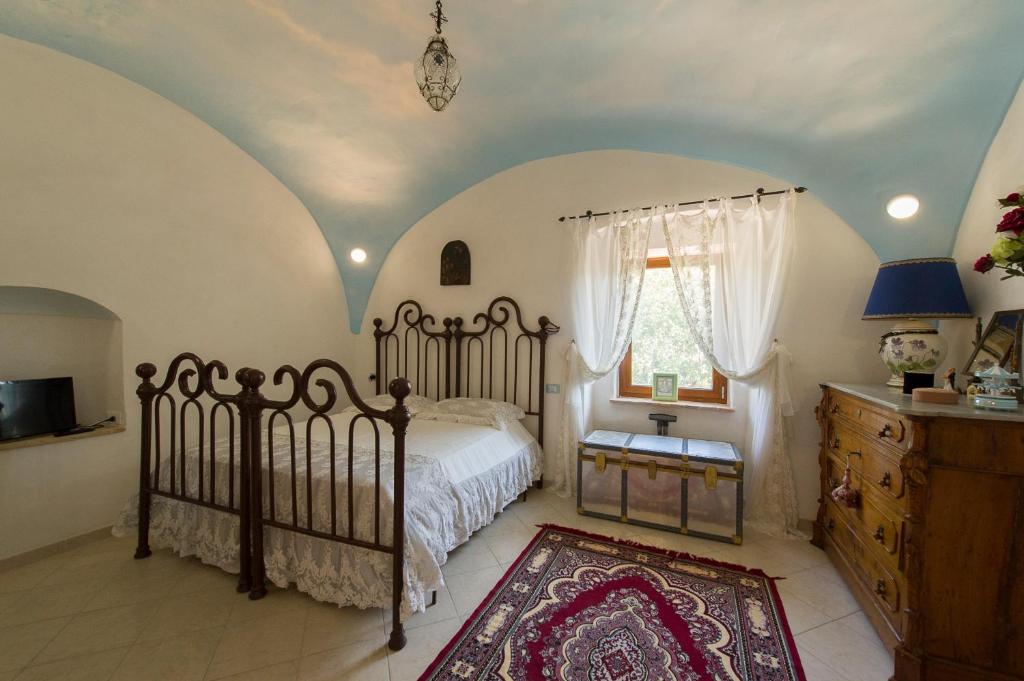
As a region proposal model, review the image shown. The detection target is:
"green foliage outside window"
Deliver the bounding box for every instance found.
[630,267,712,389]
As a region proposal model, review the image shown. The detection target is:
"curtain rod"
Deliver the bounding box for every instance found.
[557,186,807,222]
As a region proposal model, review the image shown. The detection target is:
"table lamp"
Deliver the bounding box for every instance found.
[862,257,971,388]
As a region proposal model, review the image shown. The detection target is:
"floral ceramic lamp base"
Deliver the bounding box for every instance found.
[880,319,946,388]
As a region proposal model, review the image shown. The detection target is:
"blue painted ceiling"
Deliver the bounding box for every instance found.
[2,1,1023,331]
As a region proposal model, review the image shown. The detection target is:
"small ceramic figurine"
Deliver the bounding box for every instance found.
[943,368,957,393]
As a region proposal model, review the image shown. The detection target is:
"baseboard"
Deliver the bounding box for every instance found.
[0,525,113,572]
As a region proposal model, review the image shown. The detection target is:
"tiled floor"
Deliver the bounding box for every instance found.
[0,489,893,680]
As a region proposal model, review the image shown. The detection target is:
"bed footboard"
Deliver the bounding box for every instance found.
[133,353,413,651]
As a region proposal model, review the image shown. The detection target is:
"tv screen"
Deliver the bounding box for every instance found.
[0,377,77,442]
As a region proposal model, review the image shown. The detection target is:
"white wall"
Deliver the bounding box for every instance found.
[0,36,350,559]
[360,151,890,522]
[943,82,1024,370]
[0,313,124,426]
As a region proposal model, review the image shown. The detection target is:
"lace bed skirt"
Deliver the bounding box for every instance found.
[113,441,541,617]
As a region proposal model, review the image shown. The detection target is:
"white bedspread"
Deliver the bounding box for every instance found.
[113,413,541,616]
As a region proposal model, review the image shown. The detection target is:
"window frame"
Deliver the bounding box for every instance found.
[617,256,729,404]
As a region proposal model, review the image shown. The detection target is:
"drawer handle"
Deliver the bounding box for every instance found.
[874,579,887,596]
[878,471,892,488]
[849,450,862,458]
[873,525,886,543]
[878,424,894,439]
[831,437,840,449]
[826,518,835,531]
[830,404,839,414]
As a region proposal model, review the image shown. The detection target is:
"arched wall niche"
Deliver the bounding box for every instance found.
[0,286,125,429]
[360,150,893,521]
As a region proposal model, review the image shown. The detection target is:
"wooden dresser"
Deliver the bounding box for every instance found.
[814,383,1024,681]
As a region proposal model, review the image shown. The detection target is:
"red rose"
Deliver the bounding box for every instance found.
[996,207,1024,235]
[974,254,995,273]
[1008,192,1021,203]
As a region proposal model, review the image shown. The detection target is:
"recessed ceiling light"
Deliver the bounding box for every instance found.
[886,194,920,220]
[349,248,367,263]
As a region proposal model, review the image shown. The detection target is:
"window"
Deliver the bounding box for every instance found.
[618,257,728,404]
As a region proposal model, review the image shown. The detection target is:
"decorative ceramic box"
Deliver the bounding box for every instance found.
[576,429,744,544]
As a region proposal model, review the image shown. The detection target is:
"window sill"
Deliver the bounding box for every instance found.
[609,397,734,412]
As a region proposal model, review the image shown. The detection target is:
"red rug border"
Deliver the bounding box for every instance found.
[417,523,807,681]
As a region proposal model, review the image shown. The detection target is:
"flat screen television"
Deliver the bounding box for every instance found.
[0,377,77,442]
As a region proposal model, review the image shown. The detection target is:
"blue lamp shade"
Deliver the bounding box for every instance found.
[863,257,971,319]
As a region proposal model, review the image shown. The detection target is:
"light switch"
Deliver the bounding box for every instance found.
[545,384,560,394]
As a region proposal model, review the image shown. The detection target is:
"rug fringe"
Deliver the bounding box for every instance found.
[536,523,777,580]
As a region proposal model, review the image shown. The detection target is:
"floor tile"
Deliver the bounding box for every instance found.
[302,604,385,656]
[111,628,223,681]
[797,645,854,681]
[385,618,461,681]
[83,565,183,612]
[13,647,128,681]
[210,661,298,681]
[778,568,861,620]
[771,587,832,635]
[2,580,107,627]
[34,601,159,665]
[205,610,306,680]
[447,566,504,617]
[482,527,537,564]
[0,617,70,673]
[836,611,876,642]
[40,553,125,588]
[297,639,388,681]
[796,620,893,681]
[439,540,498,577]
[0,558,65,595]
[139,586,239,642]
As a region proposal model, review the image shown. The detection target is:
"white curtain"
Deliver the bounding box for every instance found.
[662,191,800,535]
[556,209,653,494]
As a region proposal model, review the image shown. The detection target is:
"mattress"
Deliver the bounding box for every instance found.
[296,412,540,485]
[114,411,542,615]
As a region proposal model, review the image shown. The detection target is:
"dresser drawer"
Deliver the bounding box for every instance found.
[826,453,904,571]
[823,500,903,620]
[826,391,909,451]
[826,419,907,505]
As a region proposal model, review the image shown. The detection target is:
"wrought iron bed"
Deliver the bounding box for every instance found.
[130,297,557,652]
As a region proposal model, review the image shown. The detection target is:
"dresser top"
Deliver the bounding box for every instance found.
[823,382,1024,423]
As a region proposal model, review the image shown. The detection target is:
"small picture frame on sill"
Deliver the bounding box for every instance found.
[652,372,679,402]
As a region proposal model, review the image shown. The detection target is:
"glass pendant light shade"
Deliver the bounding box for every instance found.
[414,36,460,112]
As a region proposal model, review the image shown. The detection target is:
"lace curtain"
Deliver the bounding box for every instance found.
[662,191,800,535]
[555,209,652,494]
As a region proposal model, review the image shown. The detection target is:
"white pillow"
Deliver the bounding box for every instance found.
[419,397,526,430]
[342,393,435,415]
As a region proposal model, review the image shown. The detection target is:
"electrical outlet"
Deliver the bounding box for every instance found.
[107,410,124,426]
[545,384,560,394]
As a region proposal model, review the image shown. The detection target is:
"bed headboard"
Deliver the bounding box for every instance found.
[373,296,559,450]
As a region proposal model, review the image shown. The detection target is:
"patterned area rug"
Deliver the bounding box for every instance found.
[420,525,805,680]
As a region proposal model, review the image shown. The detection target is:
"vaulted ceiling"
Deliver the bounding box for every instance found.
[3,1,1023,331]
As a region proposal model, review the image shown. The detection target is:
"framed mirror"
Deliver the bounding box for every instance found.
[963,309,1024,377]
